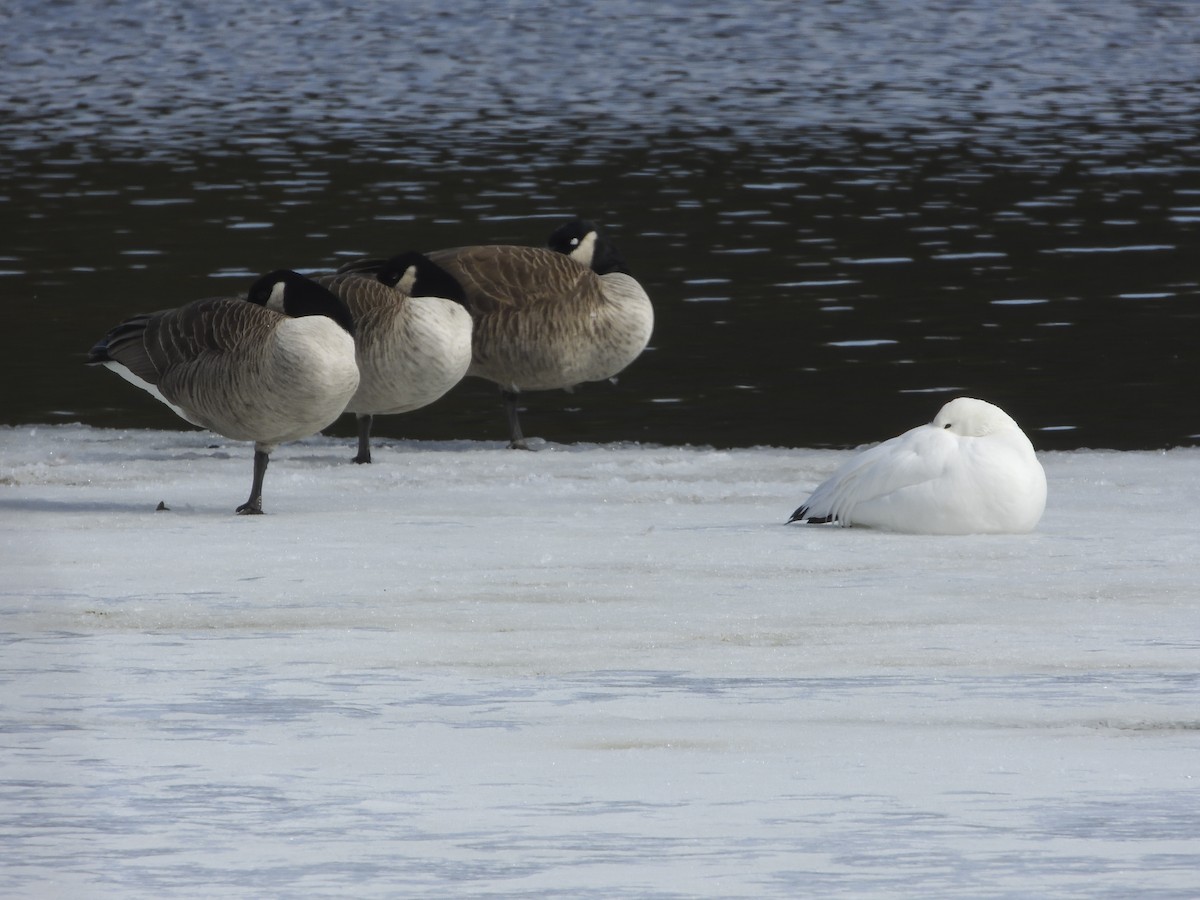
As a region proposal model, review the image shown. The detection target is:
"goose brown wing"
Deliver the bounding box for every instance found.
[311,272,403,319]
[159,297,274,356]
[93,298,259,382]
[89,312,161,384]
[310,272,408,357]
[89,297,279,415]
[335,256,388,276]
[154,299,289,419]
[425,245,591,315]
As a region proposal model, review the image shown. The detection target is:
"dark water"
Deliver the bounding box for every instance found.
[3,0,1199,450]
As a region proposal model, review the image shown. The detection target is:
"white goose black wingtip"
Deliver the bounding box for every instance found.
[787,506,833,525]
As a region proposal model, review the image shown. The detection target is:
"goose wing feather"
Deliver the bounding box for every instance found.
[94,297,354,435]
[92,299,274,386]
[88,312,162,384]
[425,245,593,314]
[310,272,407,350]
[793,425,954,525]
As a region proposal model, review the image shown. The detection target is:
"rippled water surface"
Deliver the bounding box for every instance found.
[3,0,1199,449]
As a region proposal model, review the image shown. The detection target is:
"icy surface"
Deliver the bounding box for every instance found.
[2,425,1198,897]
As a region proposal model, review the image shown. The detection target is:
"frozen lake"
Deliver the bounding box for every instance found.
[2,424,1198,897]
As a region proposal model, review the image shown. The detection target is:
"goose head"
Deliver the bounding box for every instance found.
[246,270,356,335]
[374,252,468,308]
[548,218,630,275]
[932,397,1020,437]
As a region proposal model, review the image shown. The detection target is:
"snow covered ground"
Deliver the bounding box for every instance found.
[2,424,1198,898]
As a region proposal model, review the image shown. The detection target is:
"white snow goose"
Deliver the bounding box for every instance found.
[788,397,1047,534]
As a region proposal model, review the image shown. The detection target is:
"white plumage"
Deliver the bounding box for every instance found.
[789,397,1047,534]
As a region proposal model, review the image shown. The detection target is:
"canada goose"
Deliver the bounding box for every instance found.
[311,252,472,464]
[86,271,360,514]
[375,218,653,448]
[788,397,1047,534]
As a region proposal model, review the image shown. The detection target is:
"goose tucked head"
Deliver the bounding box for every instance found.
[548,218,630,275]
[375,252,468,308]
[932,397,1020,437]
[246,269,356,335]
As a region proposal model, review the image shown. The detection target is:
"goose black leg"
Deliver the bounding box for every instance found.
[501,389,530,450]
[353,413,373,464]
[236,448,270,515]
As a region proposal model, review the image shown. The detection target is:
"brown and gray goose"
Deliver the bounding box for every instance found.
[438,219,654,447]
[310,252,472,464]
[341,219,653,448]
[86,270,360,514]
